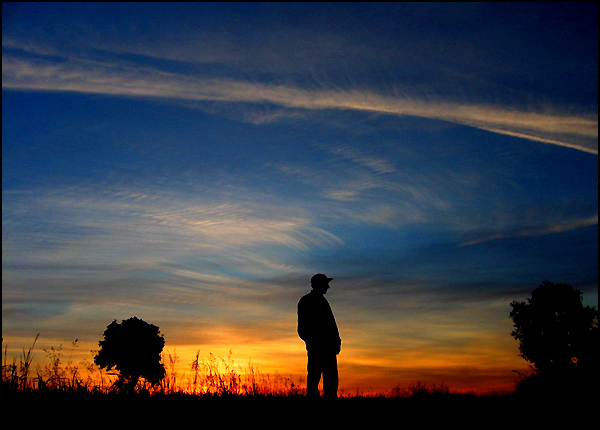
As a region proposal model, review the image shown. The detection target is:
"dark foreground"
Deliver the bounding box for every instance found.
[5,388,596,428]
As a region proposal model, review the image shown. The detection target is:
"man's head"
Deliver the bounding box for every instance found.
[311,273,333,294]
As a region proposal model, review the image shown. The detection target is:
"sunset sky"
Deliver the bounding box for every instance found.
[2,3,597,394]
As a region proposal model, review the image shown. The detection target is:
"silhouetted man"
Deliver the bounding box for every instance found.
[297,273,341,399]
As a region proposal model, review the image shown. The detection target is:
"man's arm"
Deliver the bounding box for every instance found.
[297,299,310,342]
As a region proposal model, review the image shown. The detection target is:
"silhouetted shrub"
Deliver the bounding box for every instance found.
[94,317,165,391]
[510,281,598,396]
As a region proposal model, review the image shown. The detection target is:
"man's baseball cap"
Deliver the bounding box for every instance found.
[311,273,333,284]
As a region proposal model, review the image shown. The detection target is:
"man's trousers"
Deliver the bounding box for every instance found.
[306,350,338,398]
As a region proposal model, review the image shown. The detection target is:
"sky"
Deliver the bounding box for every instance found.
[2,3,598,394]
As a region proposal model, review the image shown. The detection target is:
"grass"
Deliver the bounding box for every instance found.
[3,335,456,399]
[2,336,305,397]
[3,336,597,426]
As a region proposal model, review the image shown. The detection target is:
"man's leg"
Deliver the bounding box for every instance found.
[306,351,322,398]
[322,354,338,399]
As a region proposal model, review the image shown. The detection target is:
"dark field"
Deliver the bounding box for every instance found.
[5,386,595,428]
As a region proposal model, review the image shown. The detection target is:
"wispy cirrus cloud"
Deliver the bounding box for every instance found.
[317,143,397,174]
[2,185,342,274]
[2,48,597,155]
[460,214,598,247]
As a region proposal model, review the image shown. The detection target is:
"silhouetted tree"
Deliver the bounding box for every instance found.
[510,281,598,395]
[94,317,165,391]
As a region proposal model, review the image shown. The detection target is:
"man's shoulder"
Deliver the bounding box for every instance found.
[298,291,318,306]
[298,292,311,303]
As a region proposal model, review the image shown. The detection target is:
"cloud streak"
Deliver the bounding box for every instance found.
[3,49,597,155]
[460,215,599,246]
[2,186,343,276]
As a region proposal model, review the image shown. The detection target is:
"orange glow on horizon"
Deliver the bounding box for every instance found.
[3,332,528,396]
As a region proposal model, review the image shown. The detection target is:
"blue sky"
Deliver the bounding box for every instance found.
[2,3,597,393]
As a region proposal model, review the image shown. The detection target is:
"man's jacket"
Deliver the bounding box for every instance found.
[297,290,341,354]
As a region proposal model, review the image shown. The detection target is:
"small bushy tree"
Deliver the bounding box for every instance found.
[510,281,598,395]
[94,317,165,391]
[510,281,597,373]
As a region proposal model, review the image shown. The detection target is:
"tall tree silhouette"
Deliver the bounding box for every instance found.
[510,281,598,394]
[94,317,166,391]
